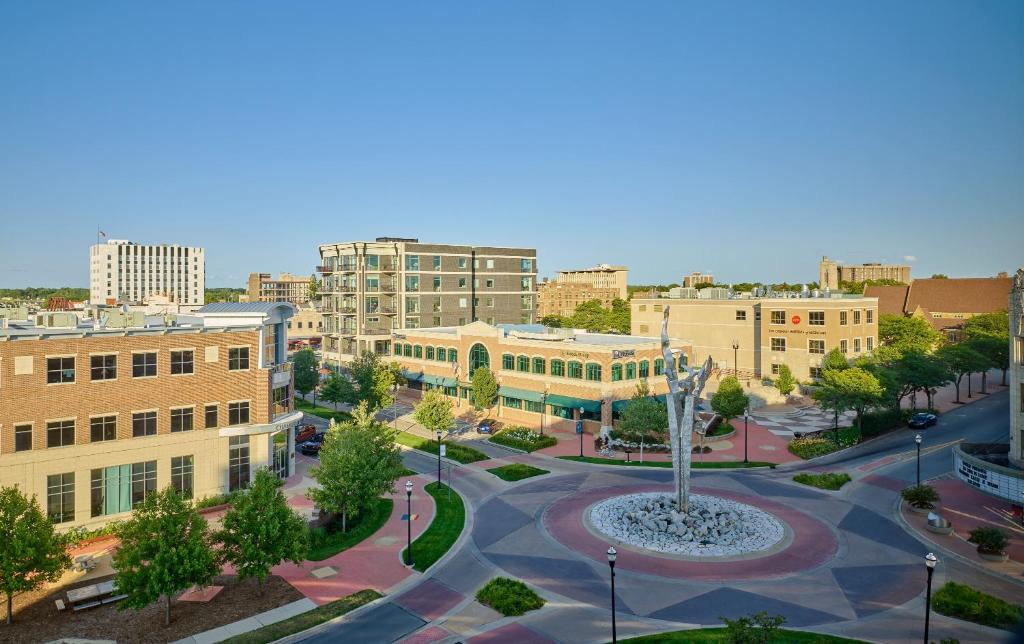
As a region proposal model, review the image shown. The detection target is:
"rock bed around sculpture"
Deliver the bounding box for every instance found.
[589,493,785,557]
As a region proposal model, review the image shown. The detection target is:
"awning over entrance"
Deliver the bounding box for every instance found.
[403,370,424,382]
[497,386,545,403]
[423,374,457,388]
[545,393,601,414]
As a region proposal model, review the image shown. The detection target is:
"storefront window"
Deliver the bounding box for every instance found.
[585,363,602,381]
[532,357,545,374]
[551,359,565,377]
[568,361,583,379]
[517,355,530,372]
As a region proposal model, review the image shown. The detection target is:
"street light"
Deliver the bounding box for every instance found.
[579,407,586,458]
[924,552,938,643]
[731,340,739,377]
[404,481,414,566]
[915,434,923,487]
[607,546,617,643]
[436,429,443,488]
[743,408,749,464]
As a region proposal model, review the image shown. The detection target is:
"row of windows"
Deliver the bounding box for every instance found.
[10,402,251,452]
[769,337,874,353]
[497,354,677,382]
[393,343,458,363]
[43,348,250,384]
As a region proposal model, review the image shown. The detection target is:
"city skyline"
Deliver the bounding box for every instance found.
[2,2,1022,287]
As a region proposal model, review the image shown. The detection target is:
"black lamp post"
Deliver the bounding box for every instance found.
[915,434,922,487]
[436,430,443,488]
[607,546,617,643]
[924,552,937,643]
[732,340,739,377]
[405,481,414,566]
[743,408,749,464]
[579,407,586,458]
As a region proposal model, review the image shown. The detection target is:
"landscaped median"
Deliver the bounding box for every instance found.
[487,463,549,481]
[488,426,558,452]
[557,456,775,469]
[394,432,490,463]
[219,589,382,644]
[402,482,466,572]
[792,472,851,491]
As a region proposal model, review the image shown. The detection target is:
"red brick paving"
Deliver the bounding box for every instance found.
[925,478,1024,562]
[394,578,466,621]
[861,473,906,491]
[543,484,838,581]
[469,622,557,643]
[400,626,452,643]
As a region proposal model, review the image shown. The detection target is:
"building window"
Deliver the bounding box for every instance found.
[414,345,423,358]
[735,310,746,321]
[228,402,250,426]
[433,255,441,270]
[403,344,412,357]
[809,367,823,379]
[853,310,862,324]
[449,348,458,363]
[170,350,194,375]
[171,455,194,499]
[406,255,420,271]
[840,339,848,354]
[517,355,530,372]
[90,415,116,442]
[625,362,637,379]
[205,404,218,428]
[46,356,75,384]
[639,305,647,312]
[458,277,467,289]
[432,276,441,292]
[458,257,467,269]
[426,346,435,360]
[770,310,785,325]
[654,358,664,376]
[228,347,250,370]
[809,311,825,326]
[679,354,688,369]
[47,473,75,524]
[771,338,786,352]
[406,275,420,291]
[585,363,602,381]
[46,420,75,448]
[90,354,117,380]
[611,364,623,382]
[170,407,194,432]
[133,352,157,377]
[771,364,781,375]
[568,361,583,379]
[524,400,544,413]
[520,258,532,272]
[436,347,447,362]
[469,344,489,373]
[503,396,523,410]
[840,311,848,326]
[853,338,862,353]
[131,461,157,507]
[90,461,156,517]
[502,353,514,370]
[867,336,874,351]
[229,436,250,491]
[132,411,157,437]
[639,360,650,378]
[866,310,874,324]
[14,424,32,452]
[809,339,825,354]
[551,359,565,377]
[485,279,494,289]
[521,295,533,310]
[532,357,545,374]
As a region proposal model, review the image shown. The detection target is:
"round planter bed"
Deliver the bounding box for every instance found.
[925,523,954,536]
[704,428,736,442]
[908,504,936,516]
[978,550,1009,563]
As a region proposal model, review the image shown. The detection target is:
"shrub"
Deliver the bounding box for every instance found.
[489,426,558,452]
[901,484,940,509]
[707,422,733,437]
[968,526,1010,555]
[195,490,245,509]
[475,577,545,616]
[720,611,786,643]
[487,463,549,482]
[787,428,860,459]
[793,472,851,491]
[931,581,1024,631]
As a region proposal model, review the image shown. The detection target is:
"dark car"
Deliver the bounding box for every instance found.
[476,420,499,434]
[908,412,937,429]
[299,433,326,455]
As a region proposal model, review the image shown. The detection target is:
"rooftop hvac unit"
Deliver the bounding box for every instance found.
[35,312,79,328]
[100,310,146,329]
[0,307,29,321]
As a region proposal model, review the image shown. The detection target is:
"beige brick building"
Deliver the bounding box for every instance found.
[631,294,879,381]
[819,256,910,290]
[246,272,313,306]
[388,321,691,434]
[0,303,301,530]
[90,239,205,307]
[683,272,714,288]
[553,264,628,300]
[536,280,620,319]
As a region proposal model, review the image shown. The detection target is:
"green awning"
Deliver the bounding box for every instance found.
[611,395,667,414]
[403,370,423,382]
[545,393,601,414]
[497,386,545,403]
[422,374,456,387]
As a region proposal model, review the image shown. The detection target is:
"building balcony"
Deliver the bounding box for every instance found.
[316,265,333,274]
[363,328,392,335]
[270,362,292,387]
[271,401,292,419]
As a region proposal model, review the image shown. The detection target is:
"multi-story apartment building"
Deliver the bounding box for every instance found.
[554,264,628,300]
[90,239,205,307]
[389,322,691,434]
[682,272,715,288]
[0,303,301,530]
[317,238,537,366]
[536,280,620,319]
[631,293,879,381]
[246,272,313,306]
[819,256,910,290]
[1011,268,1023,468]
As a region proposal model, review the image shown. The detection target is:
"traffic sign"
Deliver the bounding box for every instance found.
[575,420,583,435]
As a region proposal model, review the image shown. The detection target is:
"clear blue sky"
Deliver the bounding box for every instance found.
[1,1,1021,288]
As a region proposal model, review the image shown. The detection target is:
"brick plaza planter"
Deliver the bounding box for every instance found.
[925,523,954,536]
[978,550,1009,563]
[909,504,936,516]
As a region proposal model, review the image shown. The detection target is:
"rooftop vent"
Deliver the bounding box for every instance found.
[35,312,79,328]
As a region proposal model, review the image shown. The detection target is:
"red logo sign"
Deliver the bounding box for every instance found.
[791,315,801,325]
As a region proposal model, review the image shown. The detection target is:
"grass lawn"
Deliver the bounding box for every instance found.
[489,427,559,452]
[617,628,867,642]
[475,577,545,616]
[307,498,393,561]
[296,398,353,424]
[932,581,1024,631]
[487,463,550,481]
[792,472,852,491]
[558,456,775,469]
[395,432,489,463]
[400,467,417,476]
[402,481,465,572]
[219,589,382,644]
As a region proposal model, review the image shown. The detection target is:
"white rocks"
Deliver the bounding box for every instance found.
[589,493,785,557]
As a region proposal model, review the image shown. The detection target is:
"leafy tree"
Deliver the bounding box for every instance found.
[570,299,611,332]
[471,367,499,413]
[308,276,321,300]
[308,403,404,532]
[351,352,404,411]
[964,311,1010,385]
[215,469,308,593]
[775,364,796,395]
[113,487,220,626]
[711,376,749,428]
[878,314,943,354]
[204,287,246,304]
[293,348,320,405]
[930,274,949,279]
[609,298,631,334]
[821,348,849,373]
[0,486,72,625]
[617,381,669,443]
[819,367,883,433]
[319,373,357,410]
[964,335,1003,394]
[539,315,569,328]
[812,380,849,442]
[936,343,990,404]
[413,388,455,437]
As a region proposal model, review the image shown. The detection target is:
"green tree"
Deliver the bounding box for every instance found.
[964,311,1010,385]
[319,373,357,410]
[821,348,849,373]
[878,314,943,354]
[812,379,849,442]
[775,364,796,395]
[293,348,320,405]
[930,274,949,279]
[414,388,455,437]
[711,376,749,428]
[113,487,220,626]
[937,343,990,404]
[964,335,1003,394]
[609,298,631,334]
[351,352,404,411]
[539,315,569,328]
[308,276,321,300]
[617,381,669,443]
[308,403,404,532]
[0,486,72,625]
[570,299,611,332]
[818,367,883,433]
[215,469,308,593]
[471,367,499,413]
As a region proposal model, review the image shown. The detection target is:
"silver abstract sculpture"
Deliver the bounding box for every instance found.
[661,306,713,512]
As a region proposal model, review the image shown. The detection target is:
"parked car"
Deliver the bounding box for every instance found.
[299,433,326,455]
[908,412,937,429]
[476,420,500,434]
[295,424,318,444]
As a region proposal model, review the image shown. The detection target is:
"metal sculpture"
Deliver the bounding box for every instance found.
[661,306,713,512]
